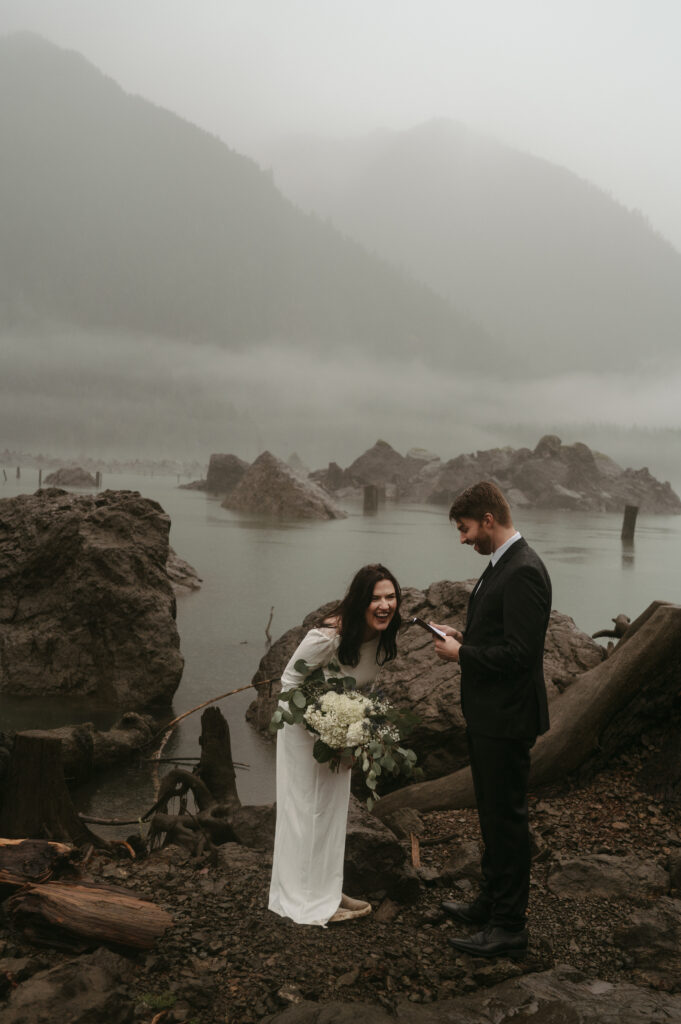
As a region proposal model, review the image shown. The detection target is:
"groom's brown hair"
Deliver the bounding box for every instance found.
[449,481,512,527]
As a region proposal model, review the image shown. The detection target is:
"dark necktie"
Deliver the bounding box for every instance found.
[472,560,493,598]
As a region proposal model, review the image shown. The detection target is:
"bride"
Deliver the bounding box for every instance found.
[268,563,402,926]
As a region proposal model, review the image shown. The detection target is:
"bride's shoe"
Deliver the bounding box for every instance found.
[328,893,372,923]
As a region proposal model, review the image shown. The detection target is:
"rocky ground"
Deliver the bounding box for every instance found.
[2,733,681,1023]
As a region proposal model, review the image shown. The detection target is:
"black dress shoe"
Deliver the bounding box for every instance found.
[440,900,492,925]
[449,925,528,958]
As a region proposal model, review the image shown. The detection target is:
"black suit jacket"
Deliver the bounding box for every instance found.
[458,537,551,740]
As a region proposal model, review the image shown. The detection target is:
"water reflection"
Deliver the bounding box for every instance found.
[622,539,635,568]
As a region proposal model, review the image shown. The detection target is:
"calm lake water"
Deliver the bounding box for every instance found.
[1,470,680,828]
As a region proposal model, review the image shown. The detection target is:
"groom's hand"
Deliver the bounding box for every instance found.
[430,623,463,643]
[434,634,461,662]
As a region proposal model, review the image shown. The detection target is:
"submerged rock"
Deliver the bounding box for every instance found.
[205,453,249,494]
[166,547,202,593]
[423,435,681,513]
[43,466,97,489]
[223,451,347,520]
[0,488,183,706]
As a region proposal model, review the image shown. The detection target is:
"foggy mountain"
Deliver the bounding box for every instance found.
[260,120,681,373]
[0,33,492,368]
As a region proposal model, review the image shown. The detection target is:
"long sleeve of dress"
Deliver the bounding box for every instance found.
[279,628,339,692]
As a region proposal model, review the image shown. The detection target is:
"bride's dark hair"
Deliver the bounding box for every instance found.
[330,563,402,668]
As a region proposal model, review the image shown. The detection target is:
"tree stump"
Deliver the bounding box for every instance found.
[198,705,240,810]
[0,732,102,846]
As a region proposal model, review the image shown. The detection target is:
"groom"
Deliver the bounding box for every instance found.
[431,481,551,957]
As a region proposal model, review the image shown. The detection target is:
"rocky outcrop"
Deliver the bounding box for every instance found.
[309,435,680,513]
[43,466,97,489]
[247,583,605,779]
[344,439,413,486]
[223,451,347,520]
[312,439,439,497]
[0,488,183,706]
[424,435,681,513]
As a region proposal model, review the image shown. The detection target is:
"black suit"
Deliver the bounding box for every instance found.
[458,537,551,929]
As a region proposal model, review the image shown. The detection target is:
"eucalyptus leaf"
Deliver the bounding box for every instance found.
[313,739,334,763]
[292,690,307,709]
[282,710,295,725]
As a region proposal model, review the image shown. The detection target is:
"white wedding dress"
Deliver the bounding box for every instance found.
[268,627,380,926]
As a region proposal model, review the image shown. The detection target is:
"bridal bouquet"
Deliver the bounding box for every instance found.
[269,659,422,809]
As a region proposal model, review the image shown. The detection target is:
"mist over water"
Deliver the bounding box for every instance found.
[2,331,680,492]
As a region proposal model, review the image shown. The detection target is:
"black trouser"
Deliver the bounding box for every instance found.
[466,730,534,931]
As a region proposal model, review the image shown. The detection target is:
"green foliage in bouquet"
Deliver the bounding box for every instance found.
[269,658,423,810]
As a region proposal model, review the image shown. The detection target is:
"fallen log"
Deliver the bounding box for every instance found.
[374,601,681,817]
[7,880,173,952]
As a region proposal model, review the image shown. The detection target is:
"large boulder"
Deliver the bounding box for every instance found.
[247,583,604,779]
[0,488,183,706]
[223,451,347,520]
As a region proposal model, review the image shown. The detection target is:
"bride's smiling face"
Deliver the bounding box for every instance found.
[363,579,398,639]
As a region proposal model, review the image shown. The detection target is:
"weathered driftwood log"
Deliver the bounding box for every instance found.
[7,880,173,952]
[0,733,105,847]
[0,838,79,886]
[374,601,681,817]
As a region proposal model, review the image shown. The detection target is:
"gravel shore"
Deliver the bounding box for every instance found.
[2,733,680,1023]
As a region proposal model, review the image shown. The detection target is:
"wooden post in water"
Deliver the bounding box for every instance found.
[2,469,7,482]
[38,468,42,488]
[621,504,639,542]
[16,466,20,479]
[363,484,379,513]
[95,471,102,490]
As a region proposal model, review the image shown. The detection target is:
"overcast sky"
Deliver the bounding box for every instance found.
[3,0,681,252]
